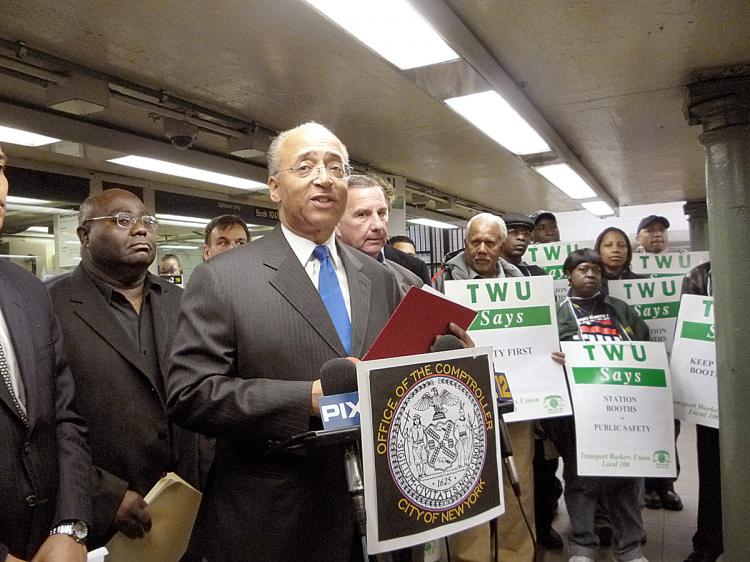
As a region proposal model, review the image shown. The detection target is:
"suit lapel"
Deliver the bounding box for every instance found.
[339,244,372,357]
[265,227,346,356]
[68,266,154,385]
[0,264,36,427]
[148,275,172,379]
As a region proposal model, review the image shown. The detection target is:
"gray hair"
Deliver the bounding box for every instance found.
[267,121,349,177]
[466,212,507,242]
[347,174,394,209]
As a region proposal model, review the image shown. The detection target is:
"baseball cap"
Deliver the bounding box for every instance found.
[637,215,670,232]
[529,210,557,225]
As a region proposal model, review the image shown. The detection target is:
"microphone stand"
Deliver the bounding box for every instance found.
[263,428,369,559]
[344,442,368,561]
[496,398,537,561]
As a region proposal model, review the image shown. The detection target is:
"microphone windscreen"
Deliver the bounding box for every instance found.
[320,358,358,396]
[429,334,465,353]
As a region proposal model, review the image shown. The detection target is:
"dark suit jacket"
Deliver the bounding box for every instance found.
[386,258,424,297]
[0,260,91,560]
[167,226,400,562]
[47,266,204,547]
[385,244,431,284]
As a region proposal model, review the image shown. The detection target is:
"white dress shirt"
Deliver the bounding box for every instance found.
[281,224,352,320]
[0,304,26,411]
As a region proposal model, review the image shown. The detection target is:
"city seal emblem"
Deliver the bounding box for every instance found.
[389,375,486,511]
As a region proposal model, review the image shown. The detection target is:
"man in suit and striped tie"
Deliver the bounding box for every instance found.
[167,122,401,561]
[0,145,92,561]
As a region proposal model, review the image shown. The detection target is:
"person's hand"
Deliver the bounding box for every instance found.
[551,351,566,365]
[448,322,475,348]
[6,554,27,562]
[30,534,85,562]
[311,379,323,416]
[114,490,151,538]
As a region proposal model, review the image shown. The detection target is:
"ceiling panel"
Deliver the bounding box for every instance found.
[2,0,749,217]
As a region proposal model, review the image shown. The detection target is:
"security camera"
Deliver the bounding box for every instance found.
[163,117,198,150]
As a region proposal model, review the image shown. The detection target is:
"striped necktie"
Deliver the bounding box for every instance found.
[0,341,28,426]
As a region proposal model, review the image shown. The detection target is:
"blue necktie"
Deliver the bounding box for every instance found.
[313,245,352,354]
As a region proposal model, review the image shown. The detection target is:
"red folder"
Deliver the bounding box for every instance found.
[363,287,477,360]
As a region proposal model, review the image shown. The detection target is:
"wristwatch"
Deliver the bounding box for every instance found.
[50,520,88,543]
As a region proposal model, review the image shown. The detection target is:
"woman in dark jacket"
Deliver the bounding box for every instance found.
[595,227,683,512]
[594,227,645,294]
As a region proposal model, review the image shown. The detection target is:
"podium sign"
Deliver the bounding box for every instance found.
[357,347,503,554]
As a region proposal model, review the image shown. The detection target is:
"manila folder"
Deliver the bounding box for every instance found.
[105,472,202,562]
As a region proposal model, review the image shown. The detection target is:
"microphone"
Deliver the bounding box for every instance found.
[430,334,465,353]
[318,357,367,548]
[320,357,358,396]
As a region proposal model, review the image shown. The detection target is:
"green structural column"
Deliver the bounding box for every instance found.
[683,201,709,251]
[685,73,750,561]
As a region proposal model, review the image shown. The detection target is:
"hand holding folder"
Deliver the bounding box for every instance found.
[104,473,201,562]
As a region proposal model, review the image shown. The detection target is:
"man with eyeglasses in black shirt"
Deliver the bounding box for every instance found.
[47,188,206,548]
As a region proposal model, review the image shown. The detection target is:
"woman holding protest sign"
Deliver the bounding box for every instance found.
[547,248,650,562]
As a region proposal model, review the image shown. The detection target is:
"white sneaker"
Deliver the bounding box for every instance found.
[569,556,595,562]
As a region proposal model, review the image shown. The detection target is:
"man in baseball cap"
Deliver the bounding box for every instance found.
[530,210,560,244]
[635,215,670,253]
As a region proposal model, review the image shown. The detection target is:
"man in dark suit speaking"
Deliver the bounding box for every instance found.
[0,146,92,561]
[167,122,401,561]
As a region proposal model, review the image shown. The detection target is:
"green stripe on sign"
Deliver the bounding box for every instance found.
[542,265,566,279]
[572,367,667,387]
[469,306,551,330]
[634,301,680,319]
[680,321,715,341]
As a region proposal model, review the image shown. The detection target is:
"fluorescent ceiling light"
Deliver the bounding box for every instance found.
[155,214,210,225]
[7,196,52,205]
[6,204,77,215]
[159,244,200,250]
[407,217,458,230]
[107,156,266,191]
[445,91,550,156]
[582,200,615,216]
[305,0,458,70]
[155,213,210,229]
[0,125,60,147]
[534,163,597,200]
[25,226,50,234]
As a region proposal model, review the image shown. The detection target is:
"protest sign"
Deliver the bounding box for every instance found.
[357,347,503,554]
[445,276,571,422]
[670,295,718,428]
[522,241,591,279]
[608,277,682,353]
[560,341,677,477]
[631,251,709,277]
[553,278,569,303]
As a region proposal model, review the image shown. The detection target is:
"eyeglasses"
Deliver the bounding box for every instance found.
[277,162,352,180]
[83,212,159,231]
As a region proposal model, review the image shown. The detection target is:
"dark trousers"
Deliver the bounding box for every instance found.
[645,419,681,492]
[533,438,562,531]
[693,425,723,556]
